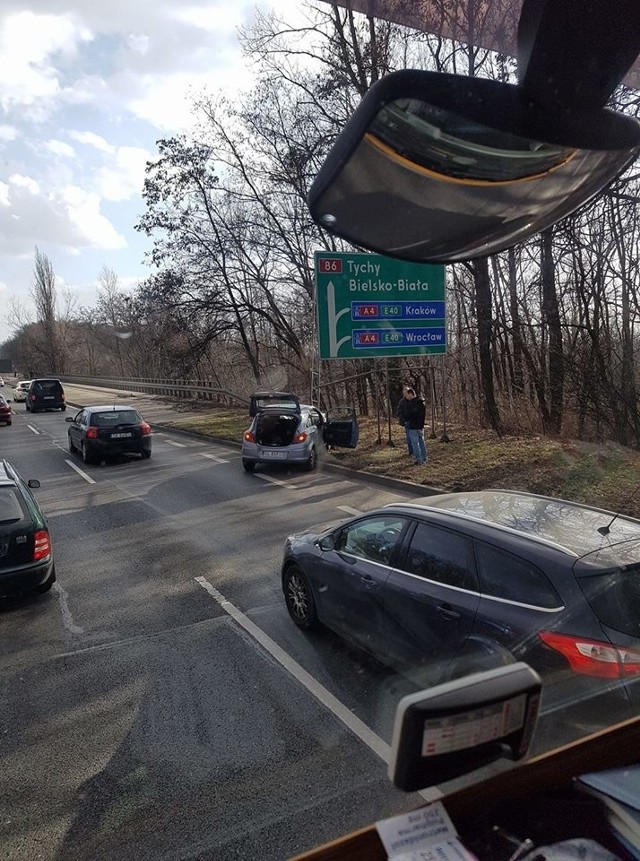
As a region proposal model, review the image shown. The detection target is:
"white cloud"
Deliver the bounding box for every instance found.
[9,174,41,194]
[45,139,75,157]
[69,130,114,153]
[0,12,93,115]
[61,186,127,249]
[95,146,151,202]
[0,124,17,142]
[0,182,9,207]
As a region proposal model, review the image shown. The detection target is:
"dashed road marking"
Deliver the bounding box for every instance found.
[165,440,186,448]
[64,459,96,484]
[338,505,362,516]
[255,473,296,490]
[200,453,229,463]
[27,424,40,435]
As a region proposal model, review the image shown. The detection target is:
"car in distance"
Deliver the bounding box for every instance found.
[13,380,32,402]
[281,489,640,729]
[66,405,152,464]
[241,391,359,473]
[0,375,4,387]
[26,378,66,412]
[0,459,55,597]
[0,395,11,426]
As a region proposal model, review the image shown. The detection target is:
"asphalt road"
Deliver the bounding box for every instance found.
[1,393,431,861]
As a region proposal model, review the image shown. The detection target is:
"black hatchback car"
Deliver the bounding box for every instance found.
[66,405,152,463]
[281,489,640,727]
[26,378,66,412]
[0,460,55,597]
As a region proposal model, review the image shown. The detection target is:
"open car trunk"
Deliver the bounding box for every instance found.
[255,410,300,447]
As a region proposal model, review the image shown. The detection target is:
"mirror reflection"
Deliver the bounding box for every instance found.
[311,96,640,262]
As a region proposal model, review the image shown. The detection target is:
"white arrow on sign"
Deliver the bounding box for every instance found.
[327,280,352,358]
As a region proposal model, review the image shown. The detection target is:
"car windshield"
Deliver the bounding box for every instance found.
[3,1,640,859]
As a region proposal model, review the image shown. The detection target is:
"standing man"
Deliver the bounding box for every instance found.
[405,388,428,465]
[396,385,414,457]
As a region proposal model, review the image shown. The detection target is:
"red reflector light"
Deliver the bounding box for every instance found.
[294,432,308,443]
[539,631,640,678]
[244,430,255,442]
[140,422,152,435]
[86,426,99,439]
[33,529,51,561]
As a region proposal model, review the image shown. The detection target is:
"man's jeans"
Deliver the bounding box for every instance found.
[407,428,427,464]
[404,423,413,456]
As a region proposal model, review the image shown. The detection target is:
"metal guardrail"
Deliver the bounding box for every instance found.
[59,375,249,406]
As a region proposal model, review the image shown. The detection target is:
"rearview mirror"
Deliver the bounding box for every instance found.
[309,71,640,262]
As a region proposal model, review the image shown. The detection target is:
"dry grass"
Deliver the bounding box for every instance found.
[165,407,640,519]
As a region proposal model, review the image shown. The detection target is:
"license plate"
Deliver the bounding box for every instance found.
[44,396,54,400]
[111,432,133,439]
[262,450,287,459]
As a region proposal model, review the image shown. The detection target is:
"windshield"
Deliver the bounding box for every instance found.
[3,2,640,860]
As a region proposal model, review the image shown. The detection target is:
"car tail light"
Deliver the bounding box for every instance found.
[244,430,255,442]
[86,426,99,439]
[33,529,51,561]
[539,631,640,678]
[140,421,152,435]
[30,394,36,401]
[294,432,308,443]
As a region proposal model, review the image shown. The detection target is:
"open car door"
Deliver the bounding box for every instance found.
[323,406,359,449]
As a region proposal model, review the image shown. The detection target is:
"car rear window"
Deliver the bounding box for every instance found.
[0,488,27,524]
[34,380,62,393]
[92,410,142,426]
[577,566,640,637]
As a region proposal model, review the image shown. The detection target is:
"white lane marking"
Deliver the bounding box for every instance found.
[200,453,229,464]
[195,577,388,759]
[64,459,96,485]
[194,576,441,803]
[52,582,84,636]
[338,505,362,516]
[255,473,296,490]
[165,440,186,448]
[27,424,40,435]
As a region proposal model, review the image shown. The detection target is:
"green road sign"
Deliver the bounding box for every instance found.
[315,251,446,359]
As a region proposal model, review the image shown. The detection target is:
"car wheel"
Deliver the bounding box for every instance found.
[6,421,11,426]
[142,449,151,459]
[242,459,256,472]
[38,567,56,594]
[68,434,76,453]
[283,566,318,630]
[60,405,66,412]
[304,446,317,471]
[81,442,94,465]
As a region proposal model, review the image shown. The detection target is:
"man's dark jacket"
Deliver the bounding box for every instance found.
[405,397,426,429]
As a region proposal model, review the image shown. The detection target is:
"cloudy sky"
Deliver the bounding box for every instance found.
[0,0,298,344]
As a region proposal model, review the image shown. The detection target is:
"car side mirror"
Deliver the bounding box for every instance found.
[308,70,640,262]
[27,479,40,489]
[65,416,73,423]
[318,534,336,552]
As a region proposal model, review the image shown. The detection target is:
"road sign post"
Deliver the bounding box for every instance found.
[315,252,446,359]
